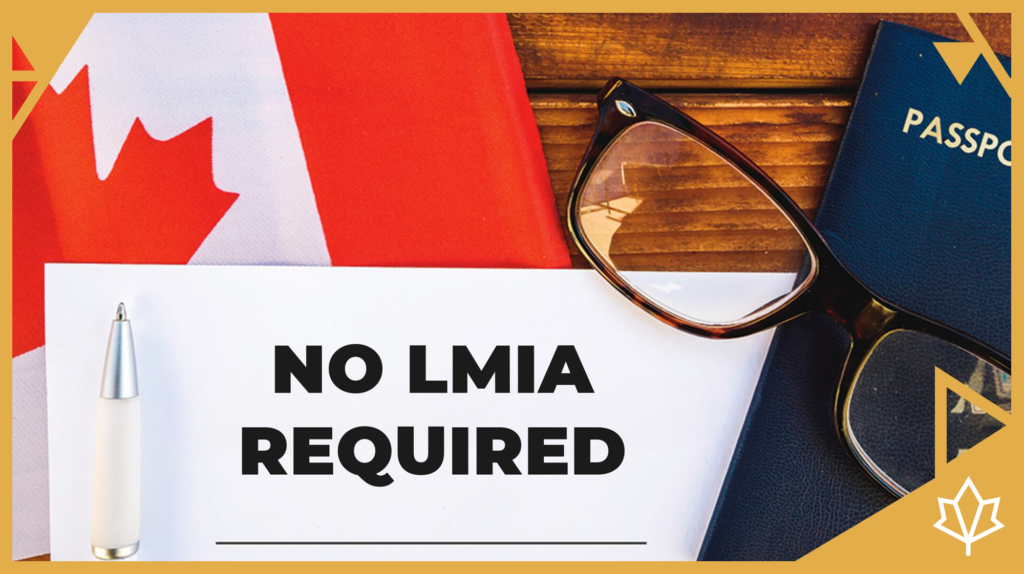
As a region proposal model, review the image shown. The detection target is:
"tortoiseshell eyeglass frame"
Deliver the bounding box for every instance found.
[565,78,1010,498]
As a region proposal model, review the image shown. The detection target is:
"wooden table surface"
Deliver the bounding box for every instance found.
[514,13,1011,269]
[23,12,1010,561]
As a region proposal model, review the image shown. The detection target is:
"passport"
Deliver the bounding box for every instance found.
[699,21,1011,560]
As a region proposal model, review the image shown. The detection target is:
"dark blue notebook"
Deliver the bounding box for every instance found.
[699,22,1011,560]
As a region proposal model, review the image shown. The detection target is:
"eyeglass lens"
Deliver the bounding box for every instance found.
[577,120,814,326]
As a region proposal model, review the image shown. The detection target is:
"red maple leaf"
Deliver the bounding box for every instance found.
[13,66,238,356]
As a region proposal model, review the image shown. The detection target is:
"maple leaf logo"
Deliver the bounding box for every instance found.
[13,66,238,356]
[934,477,1004,556]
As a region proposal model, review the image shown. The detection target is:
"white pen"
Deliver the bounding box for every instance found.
[91,303,141,560]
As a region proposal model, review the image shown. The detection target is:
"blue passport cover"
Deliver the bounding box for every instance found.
[699,22,1010,560]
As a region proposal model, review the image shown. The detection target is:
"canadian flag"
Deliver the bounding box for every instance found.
[13,13,569,558]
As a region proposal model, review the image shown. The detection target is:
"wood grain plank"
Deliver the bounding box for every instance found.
[571,250,809,273]
[510,13,1011,89]
[532,92,850,270]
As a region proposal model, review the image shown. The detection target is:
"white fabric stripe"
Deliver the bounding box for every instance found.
[13,347,49,560]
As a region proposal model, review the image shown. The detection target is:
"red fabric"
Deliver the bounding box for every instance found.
[13,37,33,70]
[12,68,238,356]
[12,38,34,118]
[270,13,570,269]
[13,81,33,118]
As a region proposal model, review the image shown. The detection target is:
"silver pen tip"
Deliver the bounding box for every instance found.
[115,303,127,321]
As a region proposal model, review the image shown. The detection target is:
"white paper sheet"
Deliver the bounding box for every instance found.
[46,264,785,560]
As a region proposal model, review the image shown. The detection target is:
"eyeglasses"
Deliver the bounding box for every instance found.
[566,79,1011,497]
